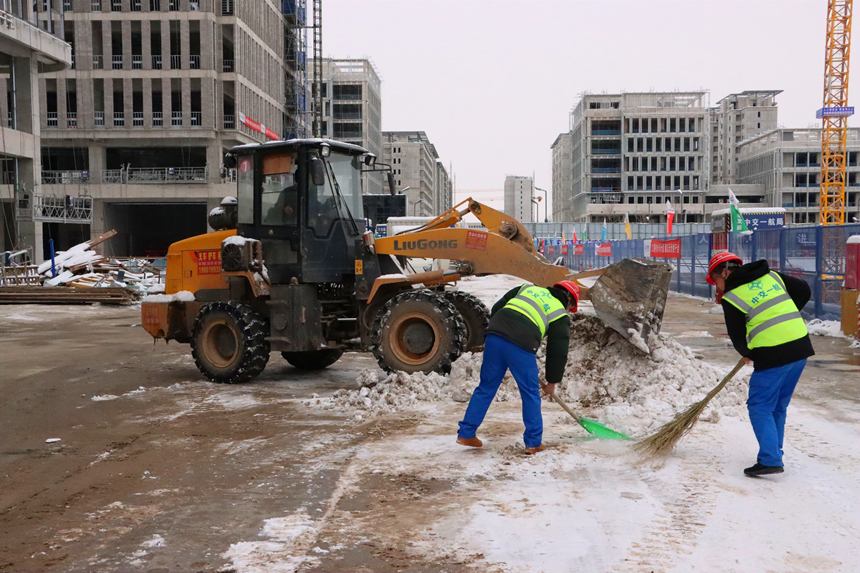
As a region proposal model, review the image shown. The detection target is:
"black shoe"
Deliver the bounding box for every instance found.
[744,463,784,477]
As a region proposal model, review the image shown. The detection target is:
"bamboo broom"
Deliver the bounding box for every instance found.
[634,358,746,459]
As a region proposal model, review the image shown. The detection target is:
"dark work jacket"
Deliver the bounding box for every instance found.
[485,286,571,383]
[720,260,815,371]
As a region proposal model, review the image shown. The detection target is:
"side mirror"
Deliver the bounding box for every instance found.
[387,172,396,196]
[310,157,326,186]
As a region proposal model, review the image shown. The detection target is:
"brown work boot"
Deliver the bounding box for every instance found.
[456,436,483,448]
[524,444,546,455]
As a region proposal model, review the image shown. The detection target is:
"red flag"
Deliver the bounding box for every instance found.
[666,200,675,235]
[572,230,577,243]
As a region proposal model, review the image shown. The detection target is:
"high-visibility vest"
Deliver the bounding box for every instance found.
[504,284,568,338]
[721,271,808,349]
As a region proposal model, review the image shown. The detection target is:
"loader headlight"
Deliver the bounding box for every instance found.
[320,143,331,158]
[364,153,377,167]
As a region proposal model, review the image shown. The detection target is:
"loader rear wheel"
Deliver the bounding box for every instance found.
[371,289,467,374]
[444,291,489,352]
[281,349,344,370]
[191,302,270,384]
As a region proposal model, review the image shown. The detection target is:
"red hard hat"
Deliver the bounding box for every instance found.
[707,251,743,285]
[553,280,580,312]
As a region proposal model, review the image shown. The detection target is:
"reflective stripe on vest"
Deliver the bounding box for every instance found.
[504,284,567,338]
[721,271,808,349]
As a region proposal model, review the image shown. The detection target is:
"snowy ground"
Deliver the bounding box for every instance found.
[222,276,860,573]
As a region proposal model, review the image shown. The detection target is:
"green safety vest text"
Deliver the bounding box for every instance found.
[721,271,808,349]
[504,284,568,338]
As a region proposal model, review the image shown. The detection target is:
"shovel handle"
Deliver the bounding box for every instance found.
[541,383,582,423]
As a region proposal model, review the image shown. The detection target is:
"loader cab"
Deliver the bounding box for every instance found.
[227,139,368,285]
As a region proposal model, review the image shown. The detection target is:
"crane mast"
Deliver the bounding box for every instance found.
[820,0,853,226]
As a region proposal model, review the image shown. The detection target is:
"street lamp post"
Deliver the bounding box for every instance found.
[535,187,549,222]
[413,199,425,216]
[531,199,540,223]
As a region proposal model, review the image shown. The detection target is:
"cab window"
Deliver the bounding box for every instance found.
[261,153,298,226]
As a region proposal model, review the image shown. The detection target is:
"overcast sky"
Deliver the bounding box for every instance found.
[324,0,853,210]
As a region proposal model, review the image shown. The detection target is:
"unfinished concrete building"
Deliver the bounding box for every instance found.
[504,175,534,223]
[314,58,383,195]
[0,2,71,262]
[737,127,860,224]
[561,92,709,224]
[550,132,572,221]
[709,90,781,185]
[381,131,451,217]
[34,0,307,258]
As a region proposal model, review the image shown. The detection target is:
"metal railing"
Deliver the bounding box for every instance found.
[67,112,77,128]
[42,170,91,185]
[70,54,75,69]
[153,111,163,126]
[101,169,123,183]
[112,54,123,69]
[222,0,233,14]
[111,0,122,10]
[47,112,58,127]
[152,54,162,69]
[7,111,13,127]
[190,55,200,69]
[171,111,182,126]
[168,0,178,10]
[223,114,235,129]
[94,111,105,126]
[190,111,201,126]
[63,0,72,10]
[92,0,102,10]
[131,0,141,10]
[133,111,144,126]
[114,111,124,126]
[132,55,142,69]
[127,166,207,183]
[92,55,103,69]
[150,0,160,9]
[170,54,181,69]
[31,195,94,224]
[222,59,234,72]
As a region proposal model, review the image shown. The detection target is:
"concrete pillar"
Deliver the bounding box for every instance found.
[123,77,133,128]
[102,20,112,71]
[207,144,222,184]
[141,19,152,70]
[89,145,106,174]
[104,78,115,127]
[181,76,191,126]
[121,20,133,71]
[161,19,171,69]
[202,77,215,130]
[143,78,153,127]
[180,19,190,70]
[56,78,67,128]
[162,77,172,124]
[201,18,214,70]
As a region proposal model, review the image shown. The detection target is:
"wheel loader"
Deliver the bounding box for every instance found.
[141,138,672,383]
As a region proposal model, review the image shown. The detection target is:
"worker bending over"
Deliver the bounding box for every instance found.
[457,281,580,454]
[708,252,814,477]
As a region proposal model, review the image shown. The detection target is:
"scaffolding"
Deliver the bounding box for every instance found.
[282,0,309,139]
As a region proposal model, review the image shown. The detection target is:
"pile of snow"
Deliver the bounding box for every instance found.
[806,319,848,338]
[141,291,195,304]
[312,314,750,436]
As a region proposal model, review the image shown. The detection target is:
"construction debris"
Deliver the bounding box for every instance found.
[0,230,165,304]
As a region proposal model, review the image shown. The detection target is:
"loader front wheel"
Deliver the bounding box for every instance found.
[371,290,466,374]
[444,291,489,352]
[281,349,344,370]
[191,302,270,384]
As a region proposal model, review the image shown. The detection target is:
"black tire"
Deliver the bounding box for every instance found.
[281,349,344,370]
[371,289,467,374]
[191,301,270,384]
[444,291,489,352]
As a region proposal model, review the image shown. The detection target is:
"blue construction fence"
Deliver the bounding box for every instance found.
[544,223,860,320]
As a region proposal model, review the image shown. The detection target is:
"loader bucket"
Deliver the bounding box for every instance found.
[588,258,673,352]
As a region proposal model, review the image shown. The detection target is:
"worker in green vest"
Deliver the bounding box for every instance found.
[707,252,815,477]
[457,281,580,454]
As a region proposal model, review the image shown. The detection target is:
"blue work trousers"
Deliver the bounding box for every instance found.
[457,334,543,448]
[747,358,807,467]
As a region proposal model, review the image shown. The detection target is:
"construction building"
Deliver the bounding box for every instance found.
[504,175,535,223]
[553,92,710,224]
[0,2,71,261]
[28,0,307,260]
[381,131,452,217]
[550,132,573,221]
[314,58,383,195]
[709,90,781,185]
[737,127,860,224]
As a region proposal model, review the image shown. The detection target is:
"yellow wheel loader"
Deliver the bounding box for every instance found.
[141,139,671,383]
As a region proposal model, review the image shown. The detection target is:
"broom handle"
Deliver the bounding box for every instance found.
[540,383,583,423]
[705,358,747,401]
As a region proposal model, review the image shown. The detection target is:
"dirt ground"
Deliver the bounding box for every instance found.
[1,295,858,572]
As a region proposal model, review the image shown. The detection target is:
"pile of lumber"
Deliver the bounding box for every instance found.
[0,230,164,304]
[0,286,139,305]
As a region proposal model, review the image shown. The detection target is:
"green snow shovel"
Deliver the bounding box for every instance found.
[543,384,630,440]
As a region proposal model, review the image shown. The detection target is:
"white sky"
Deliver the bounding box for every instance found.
[324,0,853,208]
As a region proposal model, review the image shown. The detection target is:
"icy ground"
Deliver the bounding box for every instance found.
[223,276,860,573]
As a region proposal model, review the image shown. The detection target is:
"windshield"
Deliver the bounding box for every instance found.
[325,152,364,225]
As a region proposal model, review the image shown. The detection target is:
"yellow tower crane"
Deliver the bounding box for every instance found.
[819,0,853,226]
